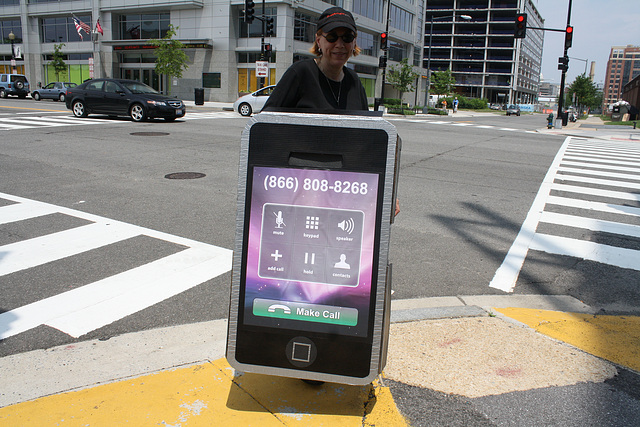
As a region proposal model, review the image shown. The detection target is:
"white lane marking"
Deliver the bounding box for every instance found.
[555,173,640,190]
[489,136,640,293]
[529,234,639,271]
[0,192,232,340]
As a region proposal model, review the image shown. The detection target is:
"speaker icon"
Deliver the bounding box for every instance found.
[337,218,355,234]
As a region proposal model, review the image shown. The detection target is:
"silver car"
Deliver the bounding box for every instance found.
[32,82,77,102]
[233,85,275,116]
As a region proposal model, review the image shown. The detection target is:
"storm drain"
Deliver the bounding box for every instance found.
[164,172,206,180]
[130,132,170,136]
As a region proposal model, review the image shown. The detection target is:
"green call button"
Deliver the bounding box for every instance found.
[253,298,358,326]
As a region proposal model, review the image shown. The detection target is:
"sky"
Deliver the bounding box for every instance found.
[533,0,640,85]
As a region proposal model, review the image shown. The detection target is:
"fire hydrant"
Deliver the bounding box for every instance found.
[547,113,554,129]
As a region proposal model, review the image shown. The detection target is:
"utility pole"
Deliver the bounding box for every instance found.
[556,0,573,128]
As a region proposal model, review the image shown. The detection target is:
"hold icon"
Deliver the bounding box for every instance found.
[337,218,355,234]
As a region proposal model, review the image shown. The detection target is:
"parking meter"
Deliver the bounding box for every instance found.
[227,112,400,385]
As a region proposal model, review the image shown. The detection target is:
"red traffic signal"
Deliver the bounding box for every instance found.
[565,25,573,49]
[380,32,388,50]
[514,13,527,38]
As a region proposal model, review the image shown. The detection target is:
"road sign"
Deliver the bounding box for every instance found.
[256,61,268,78]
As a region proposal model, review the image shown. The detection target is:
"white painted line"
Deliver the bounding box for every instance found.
[0,123,32,130]
[451,123,473,126]
[564,151,640,162]
[539,211,640,238]
[545,195,640,217]
[475,125,495,129]
[0,192,233,339]
[0,202,60,225]
[529,233,640,271]
[0,221,142,277]
[557,166,640,182]
[46,247,232,337]
[0,117,75,127]
[551,183,640,201]
[498,127,517,131]
[555,173,640,190]
[489,137,572,292]
[560,160,640,174]
[566,148,640,159]
[563,155,640,168]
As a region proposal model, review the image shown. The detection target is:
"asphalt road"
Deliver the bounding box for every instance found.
[1,98,638,358]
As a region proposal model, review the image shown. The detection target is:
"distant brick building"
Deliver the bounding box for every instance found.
[603,45,640,110]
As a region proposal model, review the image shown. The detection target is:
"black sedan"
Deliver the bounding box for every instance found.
[65,78,185,122]
[32,82,76,102]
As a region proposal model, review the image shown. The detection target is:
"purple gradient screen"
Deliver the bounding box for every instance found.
[243,166,380,336]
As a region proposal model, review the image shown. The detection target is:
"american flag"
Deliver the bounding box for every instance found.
[73,17,91,40]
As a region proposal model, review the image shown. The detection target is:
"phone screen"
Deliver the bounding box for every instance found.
[241,166,380,338]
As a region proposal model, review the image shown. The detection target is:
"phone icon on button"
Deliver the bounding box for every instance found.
[267,304,291,314]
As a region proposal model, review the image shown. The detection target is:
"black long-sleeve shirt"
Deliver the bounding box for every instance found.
[263,59,369,112]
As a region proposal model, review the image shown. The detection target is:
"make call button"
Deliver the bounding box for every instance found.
[253,298,358,326]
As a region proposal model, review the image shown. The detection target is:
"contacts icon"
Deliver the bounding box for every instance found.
[334,254,350,270]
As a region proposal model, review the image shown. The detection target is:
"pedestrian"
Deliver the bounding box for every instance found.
[442,99,447,111]
[453,97,459,113]
[263,6,369,112]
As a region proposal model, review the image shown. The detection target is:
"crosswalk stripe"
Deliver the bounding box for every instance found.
[0,202,61,225]
[0,221,142,277]
[490,136,640,293]
[46,246,231,338]
[0,192,233,339]
[529,233,639,271]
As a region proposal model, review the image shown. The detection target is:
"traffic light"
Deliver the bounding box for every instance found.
[244,0,255,23]
[558,56,569,72]
[378,55,387,68]
[266,17,275,37]
[565,25,573,49]
[263,43,272,60]
[514,13,527,38]
[380,32,388,50]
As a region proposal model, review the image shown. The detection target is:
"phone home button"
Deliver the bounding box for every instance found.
[286,336,317,368]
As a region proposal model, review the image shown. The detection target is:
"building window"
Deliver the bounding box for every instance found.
[294,12,316,43]
[353,0,384,23]
[41,16,91,43]
[388,41,406,62]
[240,7,276,38]
[389,5,413,34]
[237,52,277,63]
[358,32,374,57]
[118,13,170,40]
[1,20,22,44]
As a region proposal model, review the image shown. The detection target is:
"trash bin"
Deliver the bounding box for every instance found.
[194,88,204,106]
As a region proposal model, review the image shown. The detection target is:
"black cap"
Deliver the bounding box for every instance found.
[317,7,357,34]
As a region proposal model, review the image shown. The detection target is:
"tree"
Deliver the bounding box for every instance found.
[387,58,419,110]
[50,43,67,81]
[149,25,189,95]
[430,69,456,96]
[567,74,600,111]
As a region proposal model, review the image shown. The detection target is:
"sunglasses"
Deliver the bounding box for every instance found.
[322,31,356,43]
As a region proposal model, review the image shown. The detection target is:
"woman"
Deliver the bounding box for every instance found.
[263,7,369,111]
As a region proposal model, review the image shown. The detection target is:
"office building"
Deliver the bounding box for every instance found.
[603,45,640,110]
[424,0,543,104]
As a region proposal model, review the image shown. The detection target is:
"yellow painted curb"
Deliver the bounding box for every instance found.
[496,308,640,372]
[0,358,407,426]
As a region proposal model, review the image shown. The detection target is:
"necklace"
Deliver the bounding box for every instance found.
[323,73,342,105]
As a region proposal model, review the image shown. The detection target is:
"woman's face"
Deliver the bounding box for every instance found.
[317,27,356,68]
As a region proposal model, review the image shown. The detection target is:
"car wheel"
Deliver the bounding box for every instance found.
[72,100,88,118]
[59,93,66,102]
[238,103,253,116]
[33,92,41,101]
[0,89,6,98]
[130,103,147,122]
[15,81,24,90]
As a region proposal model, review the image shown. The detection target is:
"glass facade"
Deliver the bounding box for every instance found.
[1,19,22,44]
[41,16,91,43]
[118,13,170,40]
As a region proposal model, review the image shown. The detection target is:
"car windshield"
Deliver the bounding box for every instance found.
[120,81,159,94]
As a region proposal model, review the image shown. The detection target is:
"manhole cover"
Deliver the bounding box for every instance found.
[164,172,206,180]
[130,132,170,136]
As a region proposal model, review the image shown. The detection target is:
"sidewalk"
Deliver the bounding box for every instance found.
[1,295,638,425]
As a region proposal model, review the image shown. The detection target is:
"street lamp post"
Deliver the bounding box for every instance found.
[422,14,471,113]
[8,30,16,74]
